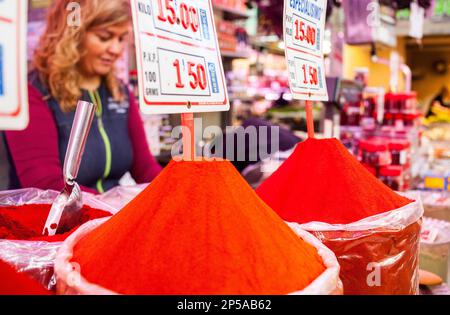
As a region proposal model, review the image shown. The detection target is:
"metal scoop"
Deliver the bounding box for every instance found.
[43,100,96,236]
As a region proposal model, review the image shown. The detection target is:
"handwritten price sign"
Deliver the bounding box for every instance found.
[0,0,28,130]
[131,0,229,114]
[284,0,328,101]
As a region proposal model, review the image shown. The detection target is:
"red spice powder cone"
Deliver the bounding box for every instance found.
[256,138,412,225]
[0,260,50,295]
[71,159,326,295]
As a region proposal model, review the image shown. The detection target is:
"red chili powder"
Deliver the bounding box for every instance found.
[256,138,420,295]
[0,204,111,242]
[0,259,50,295]
[71,159,326,295]
[256,138,412,224]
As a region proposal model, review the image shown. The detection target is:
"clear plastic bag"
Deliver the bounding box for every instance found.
[291,195,424,295]
[55,217,343,295]
[0,188,115,291]
[420,217,450,283]
[95,184,147,213]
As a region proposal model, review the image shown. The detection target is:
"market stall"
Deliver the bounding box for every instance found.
[0,0,450,297]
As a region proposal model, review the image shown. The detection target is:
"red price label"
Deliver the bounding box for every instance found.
[291,57,322,91]
[293,18,317,47]
[173,59,207,90]
[156,0,200,35]
[158,48,211,97]
[301,64,319,86]
[153,0,201,40]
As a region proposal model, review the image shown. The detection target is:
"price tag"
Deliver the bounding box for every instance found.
[0,0,28,130]
[409,1,425,40]
[131,0,229,114]
[284,0,328,101]
[421,228,439,244]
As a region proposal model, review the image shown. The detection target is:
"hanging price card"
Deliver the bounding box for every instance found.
[131,0,229,114]
[0,0,28,130]
[284,0,328,101]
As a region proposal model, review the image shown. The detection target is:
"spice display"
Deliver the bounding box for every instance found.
[379,165,405,191]
[0,204,111,242]
[70,159,327,295]
[0,259,50,295]
[359,138,392,168]
[257,138,411,225]
[388,139,410,166]
[257,138,422,294]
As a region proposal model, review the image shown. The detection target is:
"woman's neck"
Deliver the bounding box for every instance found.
[79,74,102,92]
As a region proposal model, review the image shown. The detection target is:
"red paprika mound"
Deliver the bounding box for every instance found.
[257,138,412,224]
[0,204,111,242]
[256,138,422,295]
[0,259,50,295]
[71,159,326,295]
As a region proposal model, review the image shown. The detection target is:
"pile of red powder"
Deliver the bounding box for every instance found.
[257,138,412,224]
[256,138,421,294]
[70,159,326,295]
[0,204,111,242]
[0,259,50,295]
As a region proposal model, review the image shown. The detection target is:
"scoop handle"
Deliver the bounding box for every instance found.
[63,101,96,185]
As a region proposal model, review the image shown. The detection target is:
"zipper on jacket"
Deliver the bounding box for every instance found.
[88,90,112,193]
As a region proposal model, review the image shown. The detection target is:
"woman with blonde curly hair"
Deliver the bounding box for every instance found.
[4,0,161,193]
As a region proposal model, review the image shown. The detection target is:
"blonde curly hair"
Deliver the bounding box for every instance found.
[33,0,131,112]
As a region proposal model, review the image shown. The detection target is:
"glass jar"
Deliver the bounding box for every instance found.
[380,165,405,191]
[402,165,412,190]
[341,102,363,126]
[383,112,395,126]
[403,112,421,127]
[359,138,392,167]
[384,93,397,113]
[398,92,417,113]
[388,139,411,166]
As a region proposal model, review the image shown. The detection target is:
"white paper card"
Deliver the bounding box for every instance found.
[284,0,329,101]
[131,0,229,114]
[0,0,28,130]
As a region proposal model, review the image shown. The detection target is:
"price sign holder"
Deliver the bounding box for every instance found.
[181,111,195,160]
[131,0,229,160]
[0,0,28,130]
[283,0,329,138]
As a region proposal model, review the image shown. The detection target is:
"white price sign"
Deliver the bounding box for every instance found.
[284,0,328,101]
[409,2,425,40]
[0,0,28,130]
[131,0,229,114]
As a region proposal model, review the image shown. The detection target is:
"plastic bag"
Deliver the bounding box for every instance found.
[95,184,147,213]
[291,195,424,295]
[55,217,343,295]
[0,188,115,291]
[420,217,450,283]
